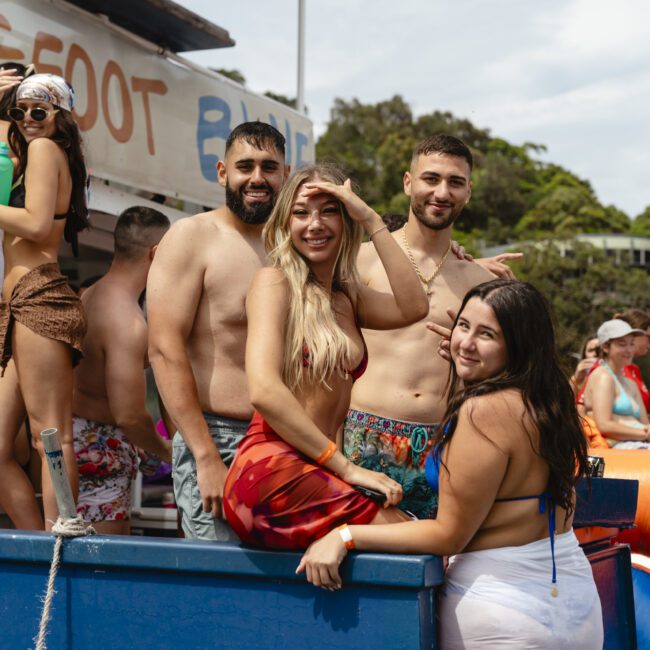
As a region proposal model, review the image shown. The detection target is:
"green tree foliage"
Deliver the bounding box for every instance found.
[631,206,650,235]
[511,241,648,357]
[515,169,630,238]
[264,92,300,111]
[317,96,415,210]
[211,68,246,85]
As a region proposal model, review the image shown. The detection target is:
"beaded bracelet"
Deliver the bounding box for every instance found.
[337,524,355,550]
[368,224,388,240]
[315,440,337,465]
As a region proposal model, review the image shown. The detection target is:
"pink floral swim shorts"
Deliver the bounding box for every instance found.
[73,416,138,523]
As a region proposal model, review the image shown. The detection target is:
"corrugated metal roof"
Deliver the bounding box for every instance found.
[63,0,235,52]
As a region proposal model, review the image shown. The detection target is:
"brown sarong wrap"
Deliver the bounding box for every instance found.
[0,263,87,373]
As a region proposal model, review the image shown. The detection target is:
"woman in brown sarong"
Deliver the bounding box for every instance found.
[0,73,88,529]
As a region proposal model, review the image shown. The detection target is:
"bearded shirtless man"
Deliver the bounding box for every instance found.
[344,134,509,518]
[147,122,289,540]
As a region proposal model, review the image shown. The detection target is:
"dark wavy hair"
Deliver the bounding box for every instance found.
[411,134,473,170]
[8,109,88,254]
[225,120,285,158]
[438,279,589,514]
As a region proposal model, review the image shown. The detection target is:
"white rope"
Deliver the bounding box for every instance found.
[33,516,95,650]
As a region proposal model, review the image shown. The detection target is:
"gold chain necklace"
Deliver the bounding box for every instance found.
[402,229,451,295]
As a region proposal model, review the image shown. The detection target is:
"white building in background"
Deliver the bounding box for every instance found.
[483,233,650,270]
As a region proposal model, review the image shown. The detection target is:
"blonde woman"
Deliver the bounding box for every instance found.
[223,164,428,549]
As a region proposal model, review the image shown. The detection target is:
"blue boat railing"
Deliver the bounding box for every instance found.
[0,476,639,649]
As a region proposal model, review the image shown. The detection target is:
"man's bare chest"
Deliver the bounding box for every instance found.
[200,259,264,327]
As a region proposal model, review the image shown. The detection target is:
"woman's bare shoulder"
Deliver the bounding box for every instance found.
[247,268,291,330]
[589,365,614,388]
[460,389,528,446]
[462,388,525,416]
[252,266,288,288]
[25,137,67,171]
[26,136,63,156]
[248,267,290,310]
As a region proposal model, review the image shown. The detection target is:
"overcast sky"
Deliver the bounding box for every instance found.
[177,0,650,218]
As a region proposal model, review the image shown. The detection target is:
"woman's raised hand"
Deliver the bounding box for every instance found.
[0,69,22,98]
[302,178,379,228]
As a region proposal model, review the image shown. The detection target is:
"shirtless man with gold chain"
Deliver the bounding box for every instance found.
[344,135,519,517]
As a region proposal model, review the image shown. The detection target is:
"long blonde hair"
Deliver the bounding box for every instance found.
[263,164,364,390]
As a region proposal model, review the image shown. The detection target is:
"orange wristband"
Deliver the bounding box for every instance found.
[337,524,355,550]
[315,440,337,465]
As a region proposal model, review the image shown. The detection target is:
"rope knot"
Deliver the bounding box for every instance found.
[34,516,96,649]
[51,515,96,538]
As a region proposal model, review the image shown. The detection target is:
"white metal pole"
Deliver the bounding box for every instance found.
[297,0,306,114]
[41,428,77,521]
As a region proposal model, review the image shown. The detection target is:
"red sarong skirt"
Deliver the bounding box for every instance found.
[223,411,379,549]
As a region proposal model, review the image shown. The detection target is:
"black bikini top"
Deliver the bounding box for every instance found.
[10,174,81,256]
[9,175,69,220]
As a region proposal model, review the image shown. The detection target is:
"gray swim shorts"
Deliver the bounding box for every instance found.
[172,412,248,541]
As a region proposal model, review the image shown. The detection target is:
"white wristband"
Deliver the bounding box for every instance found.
[337,524,355,550]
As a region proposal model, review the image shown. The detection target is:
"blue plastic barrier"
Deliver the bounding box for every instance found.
[0,477,640,649]
[632,561,650,650]
[575,478,639,649]
[583,539,637,649]
[0,531,443,650]
[574,477,639,529]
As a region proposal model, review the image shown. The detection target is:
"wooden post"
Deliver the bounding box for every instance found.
[40,428,77,520]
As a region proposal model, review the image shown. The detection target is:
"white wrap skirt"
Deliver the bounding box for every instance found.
[439,530,603,649]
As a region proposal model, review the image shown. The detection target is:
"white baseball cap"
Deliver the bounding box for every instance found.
[597,319,644,345]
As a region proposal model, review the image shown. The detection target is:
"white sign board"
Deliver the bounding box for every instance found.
[0,0,315,208]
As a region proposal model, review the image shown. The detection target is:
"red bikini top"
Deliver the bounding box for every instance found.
[302,326,368,383]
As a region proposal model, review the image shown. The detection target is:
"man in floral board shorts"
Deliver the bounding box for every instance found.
[72,207,172,533]
[344,135,514,518]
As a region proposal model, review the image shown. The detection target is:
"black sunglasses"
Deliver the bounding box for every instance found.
[8,106,58,122]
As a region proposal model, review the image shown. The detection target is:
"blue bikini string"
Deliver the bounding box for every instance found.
[495,492,557,596]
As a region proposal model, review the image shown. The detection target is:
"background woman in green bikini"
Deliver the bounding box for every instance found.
[583,318,650,448]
